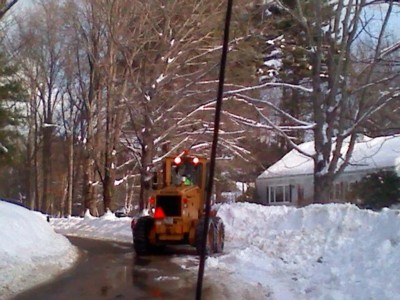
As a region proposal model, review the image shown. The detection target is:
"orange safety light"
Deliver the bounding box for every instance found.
[174,156,182,165]
[154,207,166,219]
[192,157,199,165]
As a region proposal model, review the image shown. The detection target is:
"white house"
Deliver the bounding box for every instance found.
[256,135,400,207]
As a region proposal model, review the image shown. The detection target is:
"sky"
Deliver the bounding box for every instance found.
[1,200,400,299]
[363,3,400,38]
[14,0,33,9]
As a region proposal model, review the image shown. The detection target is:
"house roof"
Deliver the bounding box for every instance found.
[258,135,400,179]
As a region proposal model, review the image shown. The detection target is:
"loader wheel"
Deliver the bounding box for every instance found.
[195,217,215,255]
[133,216,154,256]
[213,216,225,253]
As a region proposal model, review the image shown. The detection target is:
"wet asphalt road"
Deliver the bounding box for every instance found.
[13,237,204,300]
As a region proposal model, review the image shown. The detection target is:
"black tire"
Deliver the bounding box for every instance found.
[213,217,225,253]
[195,217,215,255]
[133,216,154,256]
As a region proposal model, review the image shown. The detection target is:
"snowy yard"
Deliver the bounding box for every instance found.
[1,200,400,299]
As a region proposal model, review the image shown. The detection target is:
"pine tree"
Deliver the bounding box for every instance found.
[258,2,333,147]
[0,50,24,164]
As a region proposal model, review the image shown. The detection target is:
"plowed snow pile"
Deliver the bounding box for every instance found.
[3,201,399,300]
[0,201,79,299]
[206,203,400,300]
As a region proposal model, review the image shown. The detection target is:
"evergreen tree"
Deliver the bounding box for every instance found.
[258,2,334,147]
[0,50,24,164]
[351,170,400,210]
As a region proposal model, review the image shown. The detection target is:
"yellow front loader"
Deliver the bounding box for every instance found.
[131,151,224,256]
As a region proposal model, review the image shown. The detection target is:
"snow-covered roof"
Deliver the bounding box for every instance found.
[258,135,400,179]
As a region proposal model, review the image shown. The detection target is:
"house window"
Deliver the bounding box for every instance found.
[335,183,341,199]
[267,185,293,203]
[330,182,349,201]
[297,186,304,202]
[275,186,284,202]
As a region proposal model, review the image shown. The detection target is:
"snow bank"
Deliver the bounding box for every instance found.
[51,210,133,243]
[0,201,79,299]
[4,201,399,299]
[208,203,400,300]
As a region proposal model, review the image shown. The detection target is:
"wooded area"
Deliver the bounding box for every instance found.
[0,0,399,216]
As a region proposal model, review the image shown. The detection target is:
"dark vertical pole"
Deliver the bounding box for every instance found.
[196,0,234,299]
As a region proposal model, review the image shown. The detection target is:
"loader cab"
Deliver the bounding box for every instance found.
[171,156,202,186]
[163,153,208,189]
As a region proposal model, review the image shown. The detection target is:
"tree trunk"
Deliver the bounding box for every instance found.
[139,114,154,211]
[83,33,100,216]
[313,173,333,204]
[125,176,133,212]
[41,125,53,214]
[66,134,74,216]
[34,119,40,212]
[83,109,96,215]
[215,180,223,203]
[60,175,67,216]
[103,169,113,213]
[83,153,96,215]
[139,150,152,211]
[26,117,35,209]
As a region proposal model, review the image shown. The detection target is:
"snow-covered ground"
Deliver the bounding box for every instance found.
[1,200,400,299]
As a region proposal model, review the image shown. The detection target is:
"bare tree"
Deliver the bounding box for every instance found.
[61,0,140,214]
[5,0,262,215]
[13,0,67,213]
[59,0,105,216]
[113,0,231,209]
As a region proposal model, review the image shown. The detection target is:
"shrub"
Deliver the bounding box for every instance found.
[351,170,400,210]
[236,186,256,203]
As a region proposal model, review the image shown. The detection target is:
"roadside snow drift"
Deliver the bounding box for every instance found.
[207,203,400,300]
[51,209,133,243]
[0,201,79,299]
[3,202,400,299]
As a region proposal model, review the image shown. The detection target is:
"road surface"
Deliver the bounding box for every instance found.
[14,236,207,300]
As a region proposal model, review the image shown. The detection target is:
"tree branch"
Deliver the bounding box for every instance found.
[0,0,18,20]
